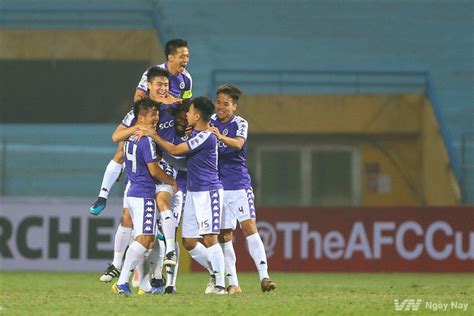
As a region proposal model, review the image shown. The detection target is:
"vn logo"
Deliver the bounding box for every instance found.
[394,299,422,311]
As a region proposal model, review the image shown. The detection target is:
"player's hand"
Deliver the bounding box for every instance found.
[157,93,182,105]
[132,130,145,141]
[138,126,155,137]
[185,125,193,136]
[208,126,222,140]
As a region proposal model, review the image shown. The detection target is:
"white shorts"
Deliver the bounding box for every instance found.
[171,190,185,228]
[182,189,223,238]
[155,158,177,195]
[155,183,174,195]
[221,188,256,230]
[126,196,157,238]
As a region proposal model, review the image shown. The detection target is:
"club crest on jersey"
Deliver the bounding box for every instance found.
[179,81,185,89]
[223,128,228,136]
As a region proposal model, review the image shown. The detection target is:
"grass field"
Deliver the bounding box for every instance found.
[0,272,472,315]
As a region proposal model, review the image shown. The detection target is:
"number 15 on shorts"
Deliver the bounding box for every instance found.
[200,219,209,229]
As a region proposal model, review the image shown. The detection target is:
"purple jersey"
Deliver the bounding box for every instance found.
[186,130,222,192]
[210,114,252,190]
[173,134,188,192]
[121,108,136,128]
[136,62,192,99]
[157,103,179,142]
[124,136,158,198]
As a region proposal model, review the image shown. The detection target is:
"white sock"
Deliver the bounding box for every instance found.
[139,249,152,291]
[207,243,225,288]
[166,241,180,287]
[161,210,176,253]
[117,241,147,285]
[221,241,239,286]
[98,160,123,198]
[189,242,213,275]
[246,233,269,281]
[149,239,165,279]
[112,225,132,269]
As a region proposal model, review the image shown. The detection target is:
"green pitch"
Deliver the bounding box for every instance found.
[0,272,471,315]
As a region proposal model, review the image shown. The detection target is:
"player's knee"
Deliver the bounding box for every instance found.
[202,234,218,247]
[218,229,233,243]
[135,235,155,248]
[156,193,171,212]
[121,209,132,227]
[182,238,197,251]
[241,219,257,237]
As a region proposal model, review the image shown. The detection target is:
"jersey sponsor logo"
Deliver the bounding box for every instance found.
[159,120,175,129]
[218,140,227,148]
[179,81,185,89]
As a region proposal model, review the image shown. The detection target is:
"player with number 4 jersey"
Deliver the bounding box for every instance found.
[209,84,276,294]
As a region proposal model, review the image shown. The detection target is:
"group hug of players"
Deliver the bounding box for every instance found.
[88,39,276,295]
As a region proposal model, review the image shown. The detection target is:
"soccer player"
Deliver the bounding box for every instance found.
[112,98,177,296]
[89,38,192,215]
[99,67,179,282]
[134,38,192,101]
[143,97,227,295]
[209,84,276,293]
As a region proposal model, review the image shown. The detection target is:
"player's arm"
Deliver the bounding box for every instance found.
[209,127,245,150]
[134,68,149,102]
[112,124,140,143]
[147,162,177,193]
[134,89,147,102]
[149,132,190,156]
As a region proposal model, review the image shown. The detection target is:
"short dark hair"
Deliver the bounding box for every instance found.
[192,97,214,122]
[147,66,170,83]
[168,99,190,116]
[133,97,160,118]
[165,39,188,59]
[216,83,242,103]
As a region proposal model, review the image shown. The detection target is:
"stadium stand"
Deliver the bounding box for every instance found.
[0,0,472,202]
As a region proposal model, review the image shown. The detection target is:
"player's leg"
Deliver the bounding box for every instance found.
[89,142,124,215]
[156,189,177,266]
[165,190,184,293]
[218,229,241,294]
[239,188,276,292]
[165,241,179,294]
[100,183,133,282]
[181,192,217,293]
[149,233,166,290]
[219,190,240,294]
[199,189,226,295]
[112,197,158,295]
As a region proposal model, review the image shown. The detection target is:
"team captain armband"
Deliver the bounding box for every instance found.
[182,89,192,99]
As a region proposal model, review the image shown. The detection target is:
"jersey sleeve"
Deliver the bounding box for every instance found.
[187,131,212,152]
[182,71,193,99]
[236,117,249,140]
[121,109,136,127]
[140,137,158,163]
[136,69,149,92]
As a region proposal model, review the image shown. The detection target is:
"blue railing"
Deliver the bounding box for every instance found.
[210,69,462,185]
[0,1,155,29]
